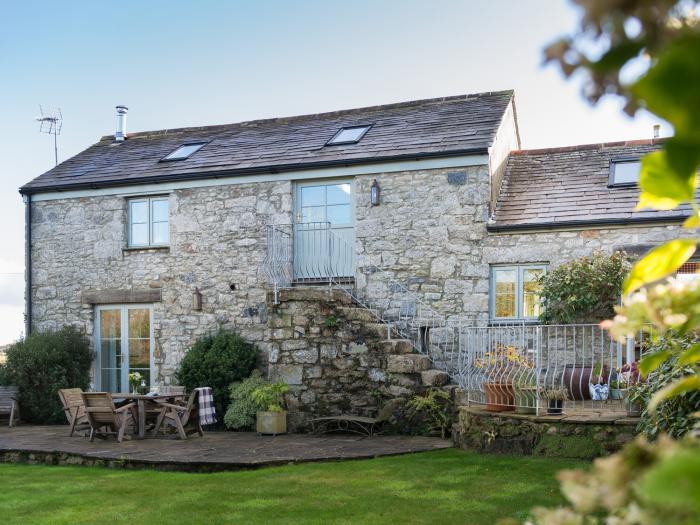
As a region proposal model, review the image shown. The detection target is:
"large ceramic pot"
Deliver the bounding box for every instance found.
[256,411,287,435]
[610,388,625,400]
[547,399,564,415]
[563,364,609,400]
[483,382,515,412]
[514,387,537,415]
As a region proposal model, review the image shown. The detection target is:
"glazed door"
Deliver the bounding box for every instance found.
[95,305,153,392]
[293,179,355,280]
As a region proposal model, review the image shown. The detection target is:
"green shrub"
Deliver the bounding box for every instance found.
[176,330,258,418]
[2,326,93,423]
[223,371,268,430]
[251,381,288,412]
[538,251,629,324]
[630,334,700,441]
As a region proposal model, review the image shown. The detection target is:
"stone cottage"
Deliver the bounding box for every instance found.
[19,90,694,425]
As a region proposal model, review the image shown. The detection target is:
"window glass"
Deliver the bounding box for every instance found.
[522,268,545,318]
[130,222,149,246]
[494,269,517,318]
[163,143,206,160]
[302,206,325,223]
[327,204,352,225]
[327,183,352,205]
[612,161,641,185]
[130,200,148,224]
[328,126,370,144]
[151,198,169,222]
[300,186,325,207]
[677,261,700,281]
[128,196,170,247]
[151,222,169,245]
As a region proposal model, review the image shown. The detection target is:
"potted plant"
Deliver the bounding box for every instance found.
[609,369,627,400]
[544,387,568,415]
[251,380,289,435]
[514,373,538,415]
[588,362,609,401]
[476,344,529,412]
[128,372,147,394]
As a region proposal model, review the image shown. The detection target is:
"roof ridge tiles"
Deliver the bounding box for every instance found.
[510,138,667,156]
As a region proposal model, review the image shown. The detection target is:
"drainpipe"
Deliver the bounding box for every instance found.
[24,194,32,337]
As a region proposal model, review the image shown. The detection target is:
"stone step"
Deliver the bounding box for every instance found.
[421,369,450,387]
[378,339,414,355]
[337,306,380,323]
[364,322,396,340]
[387,354,431,374]
[277,287,352,305]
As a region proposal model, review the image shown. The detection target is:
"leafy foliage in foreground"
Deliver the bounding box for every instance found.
[1,326,92,424]
[537,251,629,324]
[223,371,268,430]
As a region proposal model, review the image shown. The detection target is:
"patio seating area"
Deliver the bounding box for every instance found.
[0,424,452,472]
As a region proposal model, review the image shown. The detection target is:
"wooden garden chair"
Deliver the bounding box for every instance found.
[152,390,203,440]
[58,388,91,437]
[81,392,136,442]
[0,386,19,427]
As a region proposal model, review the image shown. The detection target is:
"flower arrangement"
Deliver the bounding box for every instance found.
[128,372,146,394]
[474,344,532,372]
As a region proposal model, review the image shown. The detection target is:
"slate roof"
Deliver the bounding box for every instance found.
[489,140,693,231]
[20,90,515,194]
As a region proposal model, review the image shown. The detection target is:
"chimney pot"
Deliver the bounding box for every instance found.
[653,124,660,139]
[115,105,129,142]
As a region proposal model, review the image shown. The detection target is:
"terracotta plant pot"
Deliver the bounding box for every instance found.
[514,387,537,415]
[483,382,515,412]
[563,364,609,401]
[256,411,287,435]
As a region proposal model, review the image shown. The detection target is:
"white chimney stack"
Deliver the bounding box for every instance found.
[653,124,660,139]
[115,105,129,141]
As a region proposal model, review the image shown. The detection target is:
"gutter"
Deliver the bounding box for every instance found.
[486,215,689,233]
[24,194,32,336]
[18,147,489,195]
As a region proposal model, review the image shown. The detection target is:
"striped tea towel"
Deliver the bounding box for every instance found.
[196,387,217,426]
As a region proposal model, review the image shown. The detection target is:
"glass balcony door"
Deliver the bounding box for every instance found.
[95,305,153,393]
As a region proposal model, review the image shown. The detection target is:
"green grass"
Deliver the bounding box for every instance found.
[0,450,583,525]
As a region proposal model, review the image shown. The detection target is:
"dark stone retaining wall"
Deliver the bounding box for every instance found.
[453,407,638,459]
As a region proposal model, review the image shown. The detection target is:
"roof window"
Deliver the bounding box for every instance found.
[161,142,207,161]
[609,159,641,186]
[326,125,371,146]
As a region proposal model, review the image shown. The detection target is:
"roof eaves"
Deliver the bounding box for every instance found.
[486,214,687,233]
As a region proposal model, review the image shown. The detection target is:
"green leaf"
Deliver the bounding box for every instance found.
[636,150,696,211]
[678,343,700,366]
[623,239,698,294]
[639,350,671,377]
[648,376,700,413]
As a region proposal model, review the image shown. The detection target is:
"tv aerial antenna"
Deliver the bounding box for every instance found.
[36,105,63,166]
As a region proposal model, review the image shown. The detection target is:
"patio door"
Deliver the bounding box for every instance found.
[95,305,154,393]
[293,179,355,281]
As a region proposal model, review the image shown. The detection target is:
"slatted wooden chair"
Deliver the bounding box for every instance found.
[81,392,136,442]
[0,386,19,427]
[58,388,91,437]
[152,390,203,440]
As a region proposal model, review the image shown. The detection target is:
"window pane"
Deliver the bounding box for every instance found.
[151,198,169,222]
[128,308,150,338]
[163,143,205,160]
[302,206,325,223]
[327,204,352,225]
[130,222,149,246]
[329,126,369,144]
[300,186,325,207]
[522,268,544,318]
[494,269,517,318]
[677,261,700,281]
[130,200,148,223]
[100,309,121,338]
[613,161,640,184]
[100,309,122,393]
[327,184,352,205]
[152,221,169,245]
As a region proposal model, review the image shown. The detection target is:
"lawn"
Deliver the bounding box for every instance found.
[0,449,583,525]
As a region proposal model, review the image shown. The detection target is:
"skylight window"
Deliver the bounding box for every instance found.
[161,142,207,161]
[609,159,641,186]
[326,125,372,146]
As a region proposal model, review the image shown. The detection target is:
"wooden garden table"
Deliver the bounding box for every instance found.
[112,393,185,439]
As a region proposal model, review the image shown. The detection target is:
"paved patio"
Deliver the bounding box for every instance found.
[0,425,452,472]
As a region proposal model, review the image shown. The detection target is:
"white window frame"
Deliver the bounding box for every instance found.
[490,264,547,321]
[94,304,155,393]
[127,196,170,248]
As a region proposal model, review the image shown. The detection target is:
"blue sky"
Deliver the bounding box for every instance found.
[0,1,668,344]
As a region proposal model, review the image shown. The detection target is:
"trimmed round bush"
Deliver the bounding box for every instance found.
[223,370,268,430]
[2,326,93,424]
[176,330,258,419]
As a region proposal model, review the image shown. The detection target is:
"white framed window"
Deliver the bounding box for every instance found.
[609,159,641,186]
[128,196,169,247]
[490,264,547,321]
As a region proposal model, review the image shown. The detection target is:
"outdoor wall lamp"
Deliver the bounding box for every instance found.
[370,178,380,206]
[192,287,202,311]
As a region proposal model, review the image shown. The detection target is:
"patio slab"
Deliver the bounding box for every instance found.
[0,425,452,472]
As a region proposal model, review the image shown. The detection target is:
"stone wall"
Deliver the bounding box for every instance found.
[455,407,638,459]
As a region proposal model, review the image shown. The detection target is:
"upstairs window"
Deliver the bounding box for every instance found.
[128,196,169,248]
[490,264,547,321]
[326,125,372,146]
[161,142,207,161]
[609,159,641,186]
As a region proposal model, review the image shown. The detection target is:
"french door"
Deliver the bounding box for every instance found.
[95,305,154,393]
[293,179,355,280]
